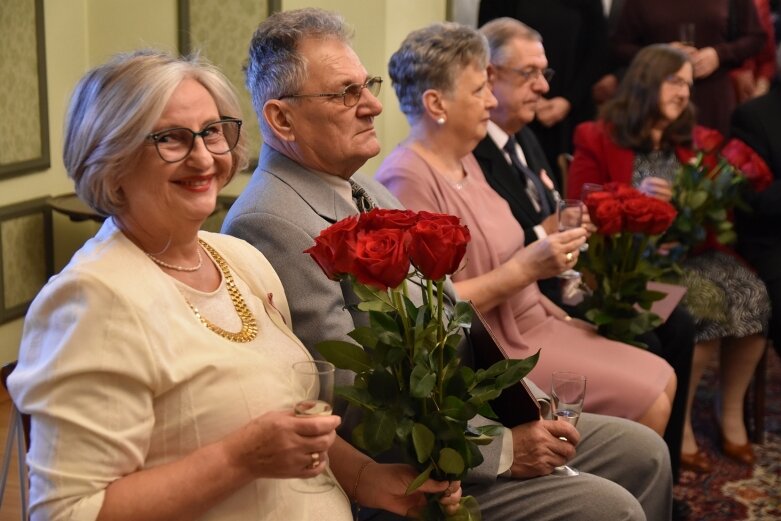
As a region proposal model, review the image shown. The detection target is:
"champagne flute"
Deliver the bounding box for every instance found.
[290,360,336,493]
[551,371,587,477]
[579,183,603,204]
[557,199,583,280]
[678,23,696,47]
[578,183,602,253]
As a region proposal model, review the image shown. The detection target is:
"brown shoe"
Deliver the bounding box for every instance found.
[680,450,712,473]
[722,439,756,465]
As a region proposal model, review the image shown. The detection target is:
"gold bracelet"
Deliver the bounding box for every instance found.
[351,460,373,503]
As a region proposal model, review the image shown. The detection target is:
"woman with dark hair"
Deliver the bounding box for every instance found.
[568,43,770,472]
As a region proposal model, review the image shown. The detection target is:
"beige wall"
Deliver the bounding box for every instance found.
[0,0,446,364]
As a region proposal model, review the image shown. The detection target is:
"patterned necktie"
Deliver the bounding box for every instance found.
[503,136,552,216]
[349,179,377,213]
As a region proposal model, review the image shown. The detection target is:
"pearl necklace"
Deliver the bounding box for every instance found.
[147,247,203,272]
[184,239,259,343]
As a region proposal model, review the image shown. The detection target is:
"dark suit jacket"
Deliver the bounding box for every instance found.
[730,81,781,280]
[473,127,557,246]
[473,127,562,301]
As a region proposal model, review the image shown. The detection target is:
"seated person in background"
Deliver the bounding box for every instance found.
[222,8,673,521]
[731,73,781,360]
[8,50,460,521]
[476,16,695,483]
[376,21,676,440]
[568,43,770,472]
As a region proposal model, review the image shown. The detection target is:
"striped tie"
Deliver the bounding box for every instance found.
[349,179,377,213]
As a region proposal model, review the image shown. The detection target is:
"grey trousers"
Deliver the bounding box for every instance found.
[365,413,672,521]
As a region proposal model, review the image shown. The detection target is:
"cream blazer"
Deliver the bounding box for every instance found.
[9,219,351,521]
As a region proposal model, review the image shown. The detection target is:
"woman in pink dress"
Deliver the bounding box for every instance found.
[376,22,676,436]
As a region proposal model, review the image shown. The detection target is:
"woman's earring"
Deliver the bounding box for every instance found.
[436,117,446,126]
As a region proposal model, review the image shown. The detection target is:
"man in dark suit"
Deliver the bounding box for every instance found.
[477,18,696,500]
[731,79,781,358]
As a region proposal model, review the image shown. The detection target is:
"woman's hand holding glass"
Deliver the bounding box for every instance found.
[290,360,338,493]
[221,409,340,480]
[516,228,587,281]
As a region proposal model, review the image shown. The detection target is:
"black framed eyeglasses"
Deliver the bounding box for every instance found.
[146,118,242,163]
[493,64,555,83]
[277,76,383,108]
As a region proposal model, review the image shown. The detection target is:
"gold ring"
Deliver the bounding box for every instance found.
[308,452,320,469]
[566,252,574,262]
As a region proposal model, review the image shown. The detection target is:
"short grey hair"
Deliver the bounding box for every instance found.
[63,49,247,216]
[388,22,489,120]
[245,8,353,137]
[479,17,542,66]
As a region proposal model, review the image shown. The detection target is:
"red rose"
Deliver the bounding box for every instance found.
[721,139,752,167]
[359,208,420,231]
[352,228,411,290]
[592,198,624,235]
[693,126,724,153]
[621,198,655,233]
[721,139,773,192]
[408,214,471,280]
[606,183,643,201]
[584,191,614,213]
[304,215,361,280]
[741,153,773,192]
[646,198,677,235]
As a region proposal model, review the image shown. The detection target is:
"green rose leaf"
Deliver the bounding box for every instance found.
[410,364,436,398]
[368,370,399,403]
[348,327,378,349]
[412,423,435,463]
[364,409,397,454]
[335,386,375,410]
[437,447,465,475]
[316,340,372,372]
[405,463,433,495]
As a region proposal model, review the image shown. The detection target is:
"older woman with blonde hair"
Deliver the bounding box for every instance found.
[8,50,460,521]
[376,23,676,437]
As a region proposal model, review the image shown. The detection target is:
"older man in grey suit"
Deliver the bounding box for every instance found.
[223,8,672,521]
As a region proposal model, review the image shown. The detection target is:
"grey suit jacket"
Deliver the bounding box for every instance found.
[223,145,519,482]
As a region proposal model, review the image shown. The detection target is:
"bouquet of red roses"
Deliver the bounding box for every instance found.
[579,184,678,346]
[306,208,538,520]
[664,127,772,255]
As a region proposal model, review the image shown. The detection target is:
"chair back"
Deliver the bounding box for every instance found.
[1,360,30,520]
[557,153,573,195]
[1,362,30,447]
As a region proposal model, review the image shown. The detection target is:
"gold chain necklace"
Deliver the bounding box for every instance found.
[147,247,203,272]
[184,239,259,343]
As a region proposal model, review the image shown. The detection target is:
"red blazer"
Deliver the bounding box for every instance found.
[566,120,695,198]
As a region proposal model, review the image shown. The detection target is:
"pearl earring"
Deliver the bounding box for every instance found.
[436,117,446,125]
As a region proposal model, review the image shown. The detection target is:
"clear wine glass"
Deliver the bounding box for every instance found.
[290,360,336,493]
[579,183,602,253]
[579,183,603,203]
[557,199,583,280]
[551,371,587,477]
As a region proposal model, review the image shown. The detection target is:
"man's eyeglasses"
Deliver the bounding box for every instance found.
[493,64,555,83]
[278,76,383,108]
[146,118,242,163]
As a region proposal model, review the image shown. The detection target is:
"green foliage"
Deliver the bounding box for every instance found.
[578,232,667,347]
[663,153,748,256]
[317,276,538,520]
